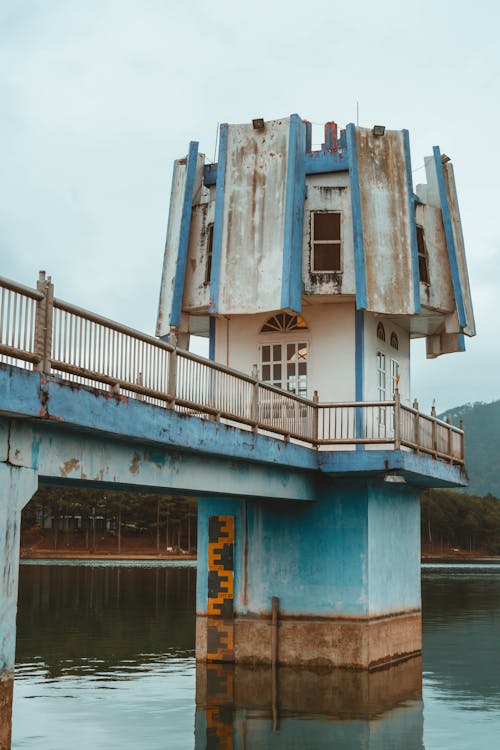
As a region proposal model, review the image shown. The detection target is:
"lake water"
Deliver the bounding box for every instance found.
[8,560,500,749]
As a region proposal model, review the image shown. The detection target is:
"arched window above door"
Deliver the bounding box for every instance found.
[260,313,308,334]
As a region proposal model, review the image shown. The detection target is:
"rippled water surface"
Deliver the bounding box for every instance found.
[10,560,500,749]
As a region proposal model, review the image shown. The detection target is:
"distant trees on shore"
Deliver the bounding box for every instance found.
[22,485,500,556]
[421,489,500,554]
[21,487,198,553]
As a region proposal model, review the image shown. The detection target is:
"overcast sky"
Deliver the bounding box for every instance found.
[1,0,498,412]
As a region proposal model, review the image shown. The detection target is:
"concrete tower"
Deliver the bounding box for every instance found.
[156,116,474,668]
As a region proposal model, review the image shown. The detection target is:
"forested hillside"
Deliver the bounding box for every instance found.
[439,399,500,497]
[421,489,500,555]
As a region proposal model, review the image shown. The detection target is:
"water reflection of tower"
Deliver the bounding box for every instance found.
[195,659,424,749]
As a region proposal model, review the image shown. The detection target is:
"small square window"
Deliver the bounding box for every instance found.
[416,225,430,285]
[313,244,341,272]
[204,224,214,285]
[314,212,340,241]
[311,212,342,273]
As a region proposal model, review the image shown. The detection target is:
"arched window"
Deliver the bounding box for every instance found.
[260,313,308,334]
[376,322,386,342]
[377,351,386,400]
[390,332,399,350]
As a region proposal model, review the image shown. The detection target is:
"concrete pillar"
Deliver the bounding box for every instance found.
[196,478,421,668]
[195,660,423,748]
[0,464,37,749]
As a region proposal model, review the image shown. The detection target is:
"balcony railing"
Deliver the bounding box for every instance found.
[0,273,464,464]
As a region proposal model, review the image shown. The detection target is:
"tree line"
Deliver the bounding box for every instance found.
[21,486,198,553]
[22,485,500,556]
[421,489,500,554]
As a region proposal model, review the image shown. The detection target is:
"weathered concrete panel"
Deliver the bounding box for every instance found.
[302,172,355,296]
[156,149,205,336]
[217,119,290,314]
[354,127,417,315]
[182,194,213,312]
[415,202,455,318]
[442,161,476,336]
[416,154,475,352]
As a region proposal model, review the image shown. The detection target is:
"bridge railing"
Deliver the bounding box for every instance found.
[0,273,464,462]
[0,276,43,367]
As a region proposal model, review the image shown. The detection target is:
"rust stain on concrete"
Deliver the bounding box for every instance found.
[60,458,80,477]
[129,455,141,474]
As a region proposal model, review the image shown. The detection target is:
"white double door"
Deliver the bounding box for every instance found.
[259,340,308,397]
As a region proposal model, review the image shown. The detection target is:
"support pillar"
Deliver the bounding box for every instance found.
[196,477,422,669]
[0,464,38,749]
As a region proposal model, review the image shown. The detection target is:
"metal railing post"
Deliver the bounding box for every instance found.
[446,415,452,458]
[136,371,144,402]
[34,270,54,373]
[413,398,420,453]
[250,364,259,431]
[431,403,437,456]
[459,419,465,463]
[312,390,319,445]
[251,381,259,432]
[167,348,177,409]
[394,388,401,450]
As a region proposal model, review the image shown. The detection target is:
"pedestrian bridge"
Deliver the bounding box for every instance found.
[0,272,465,492]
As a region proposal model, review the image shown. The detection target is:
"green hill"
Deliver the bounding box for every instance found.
[439,400,500,497]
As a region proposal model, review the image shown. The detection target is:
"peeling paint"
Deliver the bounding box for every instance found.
[144,449,166,469]
[129,454,141,474]
[60,458,80,477]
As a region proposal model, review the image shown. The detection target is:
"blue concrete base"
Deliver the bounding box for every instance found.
[196,477,422,667]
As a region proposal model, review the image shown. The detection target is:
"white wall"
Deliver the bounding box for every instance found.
[215,301,356,402]
[363,314,410,405]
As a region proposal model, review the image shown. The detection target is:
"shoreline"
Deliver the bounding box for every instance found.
[19,550,499,563]
[20,550,197,561]
[421,552,500,561]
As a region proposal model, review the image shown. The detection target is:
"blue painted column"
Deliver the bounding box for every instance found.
[0,463,37,746]
[196,477,421,668]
